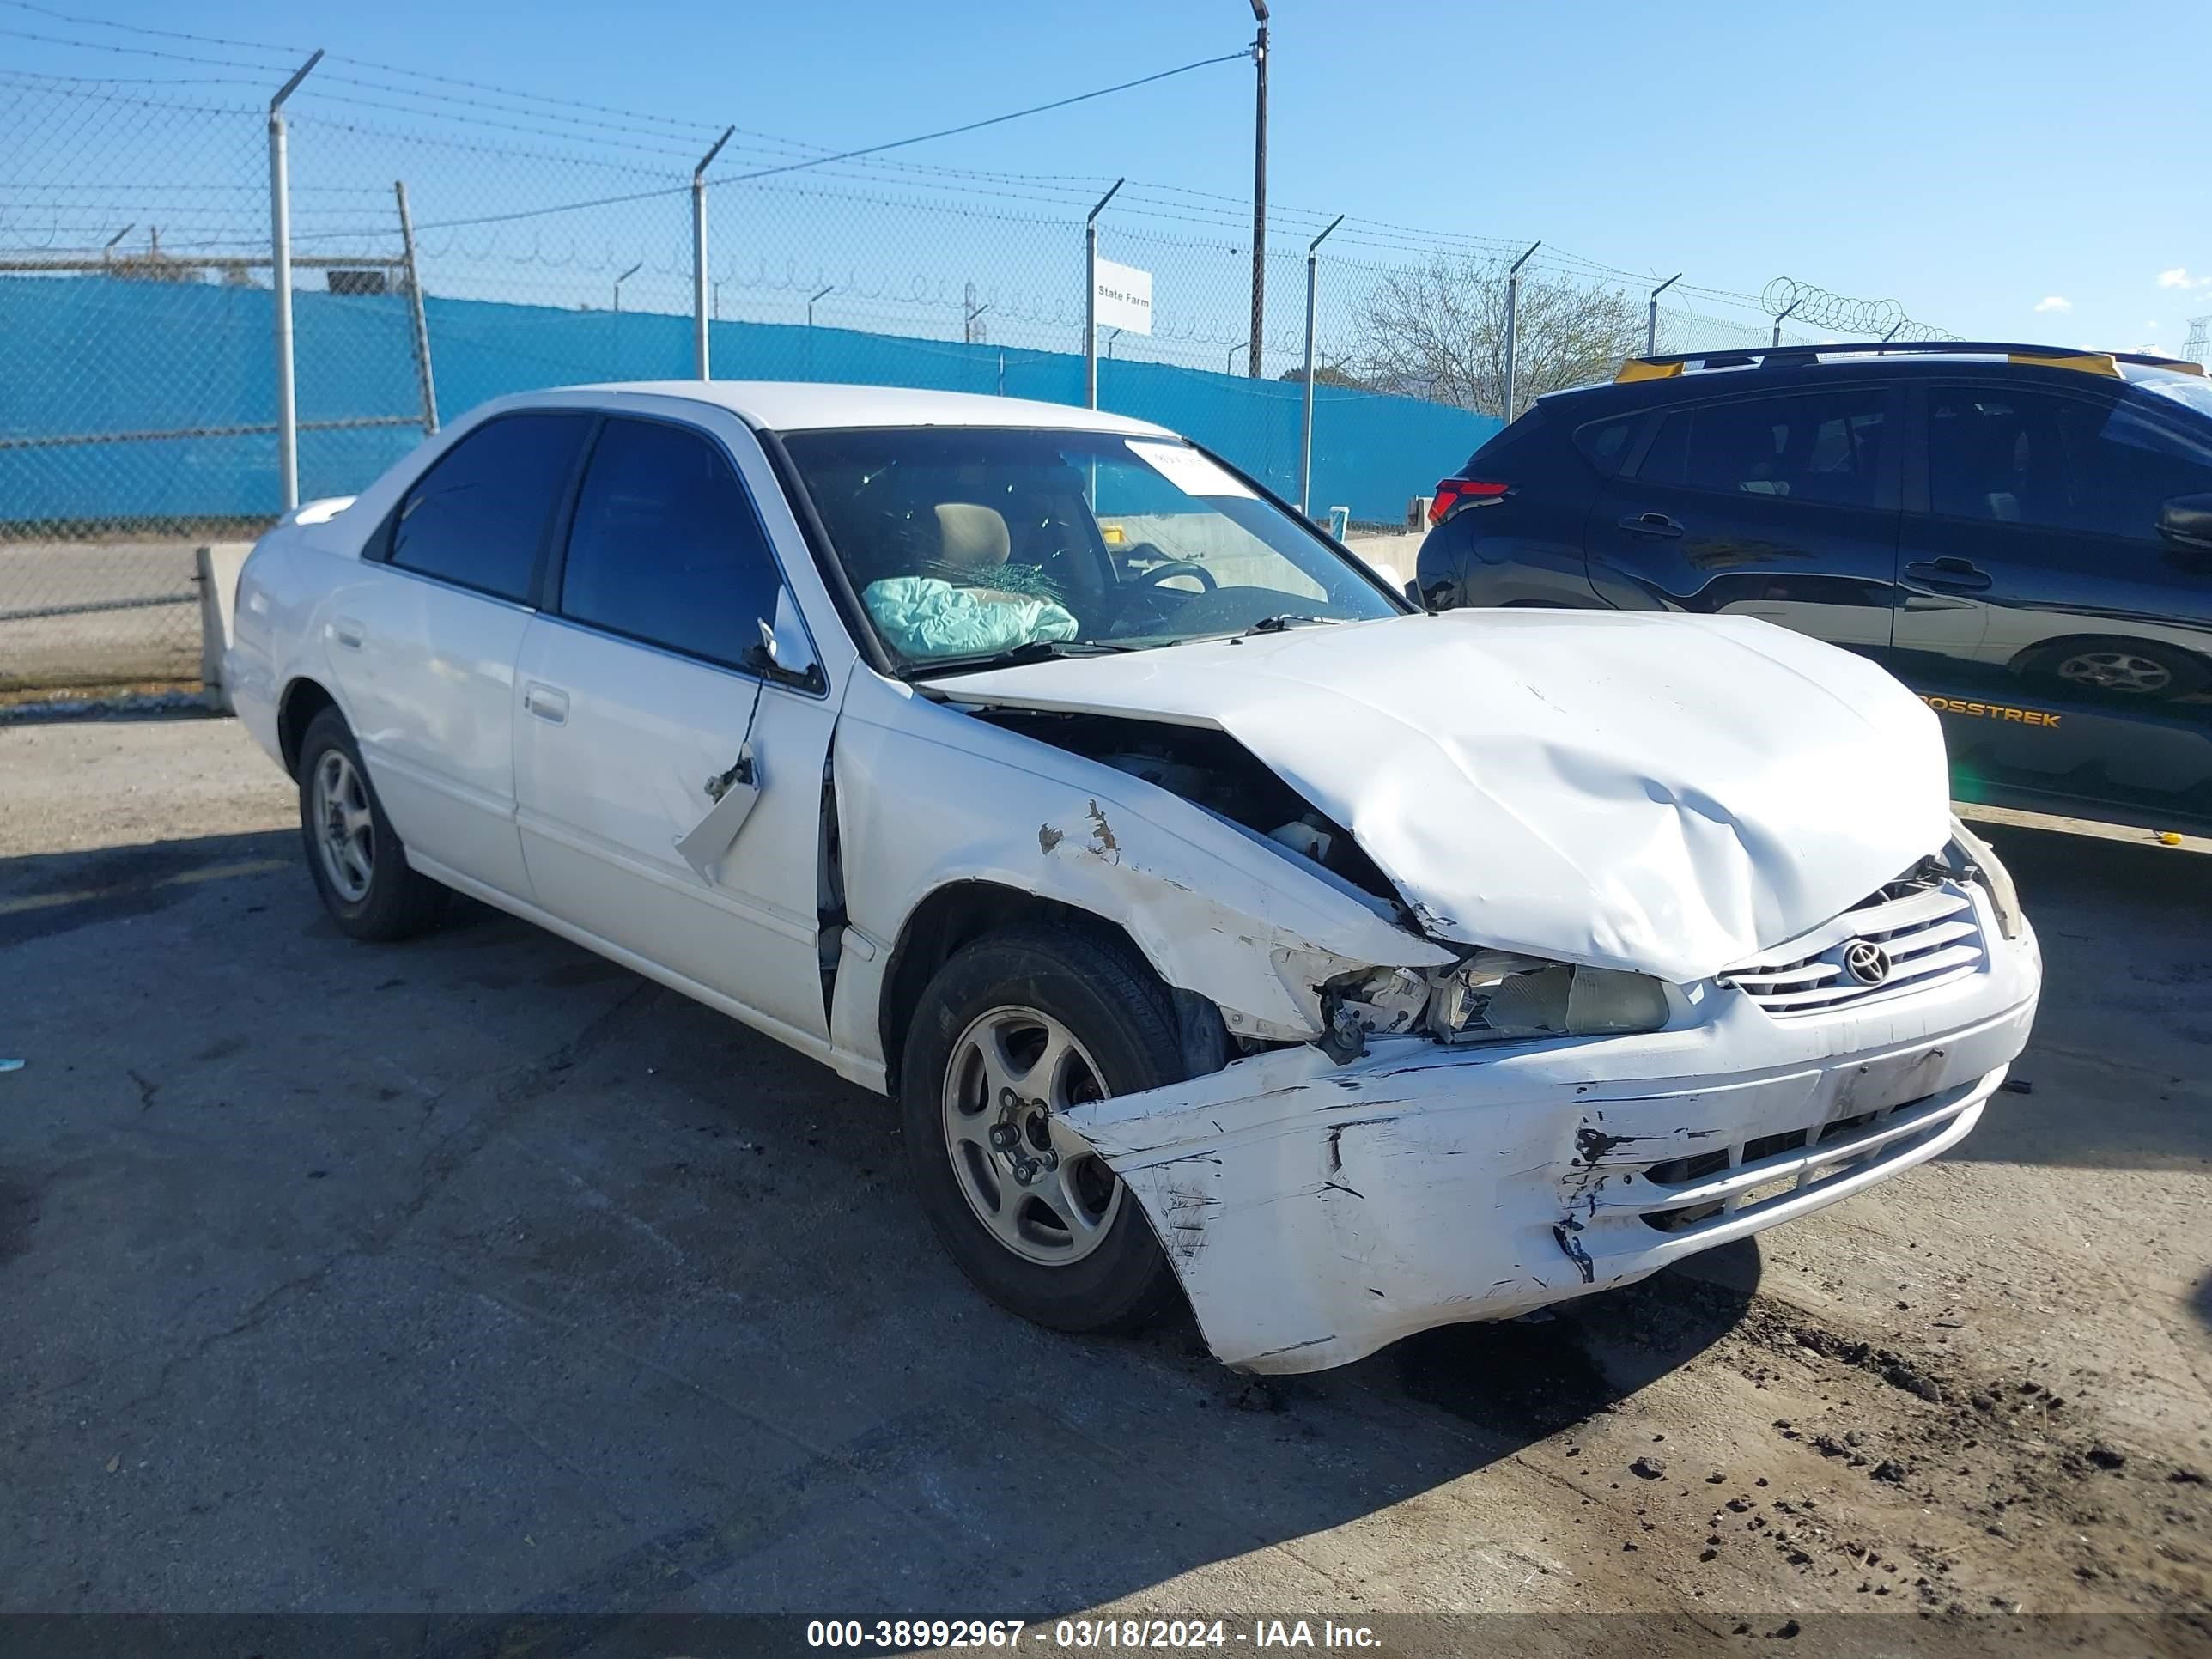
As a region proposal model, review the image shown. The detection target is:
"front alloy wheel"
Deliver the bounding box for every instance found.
[942,1006,1122,1266]
[898,926,1200,1334]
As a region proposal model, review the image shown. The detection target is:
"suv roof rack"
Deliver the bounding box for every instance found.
[1616,340,2206,384]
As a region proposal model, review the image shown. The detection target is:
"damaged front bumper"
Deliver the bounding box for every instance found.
[1065,887,2040,1375]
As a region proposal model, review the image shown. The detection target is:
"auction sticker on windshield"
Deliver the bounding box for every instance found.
[1127,440,1255,499]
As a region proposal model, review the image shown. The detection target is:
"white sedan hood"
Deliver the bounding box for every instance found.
[923,610,1953,985]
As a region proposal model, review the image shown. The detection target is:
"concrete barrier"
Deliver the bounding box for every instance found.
[194,542,253,712]
[1343,532,1420,592]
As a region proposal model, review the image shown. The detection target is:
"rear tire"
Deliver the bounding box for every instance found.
[296,707,450,941]
[898,926,1193,1334]
[2016,636,2209,699]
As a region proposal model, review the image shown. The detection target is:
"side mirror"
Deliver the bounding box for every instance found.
[2158,493,2212,551]
[747,590,824,691]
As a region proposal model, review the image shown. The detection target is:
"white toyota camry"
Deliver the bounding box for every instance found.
[229,381,2042,1373]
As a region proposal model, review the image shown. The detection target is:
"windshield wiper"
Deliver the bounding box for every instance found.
[910,638,1137,678]
[1243,613,1342,635]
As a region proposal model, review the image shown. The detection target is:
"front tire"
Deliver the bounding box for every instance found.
[296,707,450,941]
[899,927,1193,1334]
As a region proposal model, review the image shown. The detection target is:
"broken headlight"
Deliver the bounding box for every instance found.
[1944,814,2023,941]
[1430,952,1671,1044]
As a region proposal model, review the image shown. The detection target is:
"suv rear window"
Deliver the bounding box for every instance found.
[1462,404,1548,474]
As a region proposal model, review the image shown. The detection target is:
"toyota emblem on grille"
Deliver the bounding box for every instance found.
[1842,939,1891,986]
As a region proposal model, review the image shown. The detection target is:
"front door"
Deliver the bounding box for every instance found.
[1896,379,2212,816]
[511,413,841,1045]
[1585,381,1903,664]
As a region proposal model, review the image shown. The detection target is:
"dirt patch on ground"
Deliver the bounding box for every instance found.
[1536,1273,2212,1644]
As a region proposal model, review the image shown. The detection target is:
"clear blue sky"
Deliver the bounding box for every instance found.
[20,0,2212,350]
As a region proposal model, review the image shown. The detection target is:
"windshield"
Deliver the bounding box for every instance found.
[777,426,1404,672]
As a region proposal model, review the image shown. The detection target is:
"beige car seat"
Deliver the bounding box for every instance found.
[934,503,1031,605]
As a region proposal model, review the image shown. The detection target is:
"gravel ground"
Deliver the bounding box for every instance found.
[0,714,2206,1655]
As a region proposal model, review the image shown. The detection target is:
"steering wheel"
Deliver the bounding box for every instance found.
[1127,549,1217,594]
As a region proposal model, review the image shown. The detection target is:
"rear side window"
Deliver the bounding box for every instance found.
[1572,417,1638,473]
[1636,389,1888,509]
[559,417,785,669]
[387,413,593,603]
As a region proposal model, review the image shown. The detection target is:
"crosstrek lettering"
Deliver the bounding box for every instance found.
[1921,695,2063,728]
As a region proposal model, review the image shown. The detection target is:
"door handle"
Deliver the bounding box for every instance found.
[1904,558,1992,592]
[331,617,364,650]
[521,682,569,725]
[1618,512,1684,538]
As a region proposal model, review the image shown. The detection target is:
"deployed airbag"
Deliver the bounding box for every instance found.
[863,576,1078,659]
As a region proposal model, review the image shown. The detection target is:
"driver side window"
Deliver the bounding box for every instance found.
[1929,387,2212,541]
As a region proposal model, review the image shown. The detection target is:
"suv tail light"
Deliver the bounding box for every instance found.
[1427,478,1510,526]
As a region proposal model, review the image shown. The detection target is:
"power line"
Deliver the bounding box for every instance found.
[705,49,1252,191]
[348,46,1254,237]
[0,0,303,56]
[0,23,289,74]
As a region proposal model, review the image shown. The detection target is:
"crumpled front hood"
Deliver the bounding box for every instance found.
[923,610,1953,984]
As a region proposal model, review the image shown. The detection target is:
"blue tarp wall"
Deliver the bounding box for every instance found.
[1,276,1496,525]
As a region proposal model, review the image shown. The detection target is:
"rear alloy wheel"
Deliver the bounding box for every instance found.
[311,748,376,903]
[899,927,1192,1334]
[2056,648,2174,696]
[295,707,451,941]
[2020,637,2209,700]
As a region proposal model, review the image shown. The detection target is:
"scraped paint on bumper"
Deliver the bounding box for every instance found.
[1066,893,2039,1374]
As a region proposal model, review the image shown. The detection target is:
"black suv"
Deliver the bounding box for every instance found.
[1413,343,2212,834]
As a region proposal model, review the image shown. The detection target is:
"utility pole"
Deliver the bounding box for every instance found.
[963,281,991,345]
[614,261,641,316]
[691,125,732,378]
[1247,1,1268,379]
[267,47,323,513]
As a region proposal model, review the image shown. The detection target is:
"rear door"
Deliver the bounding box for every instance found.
[329,410,593,898]
[511,411,843,1044]
[1584,381,1903,663]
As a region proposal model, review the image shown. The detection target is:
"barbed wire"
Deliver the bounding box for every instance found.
[1759,277,1952,343]
[3,58,1923,345]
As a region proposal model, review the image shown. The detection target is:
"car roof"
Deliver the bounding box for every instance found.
[1528,344,2209,421]
[551,380,1178,437]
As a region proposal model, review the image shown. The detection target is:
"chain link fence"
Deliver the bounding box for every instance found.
[2,37,1942,692]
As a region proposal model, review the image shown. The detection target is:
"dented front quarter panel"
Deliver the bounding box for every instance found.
[1066,888,2041,1374]
[826,670,1452,1072]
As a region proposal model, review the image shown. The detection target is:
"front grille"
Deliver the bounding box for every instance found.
[1563,1074,1993,1242]
[1634,1091,1963,1234]
[1717,878,1984,1016]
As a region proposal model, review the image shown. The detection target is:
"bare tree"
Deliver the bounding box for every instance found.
[1350,255,1644,420]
